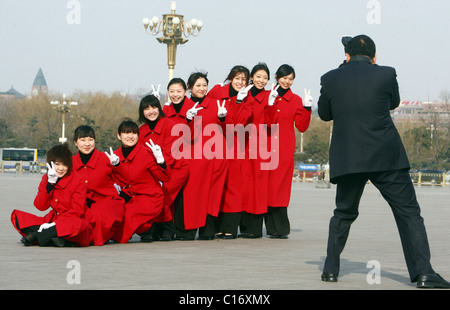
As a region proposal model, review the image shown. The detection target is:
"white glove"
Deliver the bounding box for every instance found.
[105,147,120,166]
[268,84,279,106]
[146,139,165,164]
[38,222,56,232]
[237,84,253,102]
[46,161,58,184]
[151,84,161,100]
[113,183,121,195]
[303,89,313,108]
[217,100,227,118]
[186,102,204,120]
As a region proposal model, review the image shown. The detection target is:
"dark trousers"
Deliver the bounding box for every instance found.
[216,212,242,236]
[323,169,435,282]
[173,188,216,239]
[240,212,264,237]
[264,207,290,236]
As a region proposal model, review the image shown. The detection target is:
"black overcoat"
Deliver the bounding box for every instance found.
[317,56,410,183]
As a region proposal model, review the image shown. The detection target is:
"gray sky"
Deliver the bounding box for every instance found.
[1,0,449,109]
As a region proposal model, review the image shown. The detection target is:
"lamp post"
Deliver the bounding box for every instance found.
[50,94,77,143]
[142,1,203,81]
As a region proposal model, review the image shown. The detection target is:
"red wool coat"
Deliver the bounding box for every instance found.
[11,172,92,247]
[207,84,252,214]
[139,117,189,223]
[186,96,229,227]
[73,149,125,246]
[264,88,311,207]
[163,96,223,229]
[240,89,271,214]
[111,143,170,243]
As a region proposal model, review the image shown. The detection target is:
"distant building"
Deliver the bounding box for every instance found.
[391,100,449,125]
[31,68,48,96]
[0,86,25,99]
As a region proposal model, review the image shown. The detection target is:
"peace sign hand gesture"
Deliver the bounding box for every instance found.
[237,84,254,103]
[151,84,161,100]
[46,161,58,184]
[303,89,313,108]
[145,139,165,164]
[217,100,227,118]
[105,147,120,166]
[268,84,279,106]
[186,102,204,120]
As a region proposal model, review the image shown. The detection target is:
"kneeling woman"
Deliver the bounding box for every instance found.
[11,143,92,247]
[111,119,170,243]
[72,125,125,246]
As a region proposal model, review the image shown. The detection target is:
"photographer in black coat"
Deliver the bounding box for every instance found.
[317,34,450,288]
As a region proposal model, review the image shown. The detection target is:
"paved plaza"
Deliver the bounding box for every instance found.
[1,172,449,293]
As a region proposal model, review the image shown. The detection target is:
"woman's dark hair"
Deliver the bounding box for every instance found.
[275,64,296,80]
[73,125,96,141]
[138,95,165,124]
[167,78,187,91]
[46,143,73,174]
[117,118,139,135]
[224,65,250,84]
[346,34,376,59]
[187,71,209,89]
[250,63,270,80]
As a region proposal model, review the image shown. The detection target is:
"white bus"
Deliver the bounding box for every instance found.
[0,147,46,172]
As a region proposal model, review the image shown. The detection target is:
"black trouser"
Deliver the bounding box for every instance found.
[264,207,290,236]
[323,169,435,282]
[173,188,216,239]
[173,188,195,239]
[216,212,242,236]
[17,221,57,246]
[240,212,264,237]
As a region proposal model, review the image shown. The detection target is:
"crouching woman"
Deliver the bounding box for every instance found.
[11,143,92,247]
[111,119,171,243]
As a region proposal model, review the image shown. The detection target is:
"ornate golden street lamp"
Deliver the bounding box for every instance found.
[50,94,77,143]
[142,1,203,81]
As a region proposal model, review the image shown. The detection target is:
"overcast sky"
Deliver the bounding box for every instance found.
[1,0,449,108]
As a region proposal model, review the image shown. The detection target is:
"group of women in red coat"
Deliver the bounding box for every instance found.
[11,63,313,247]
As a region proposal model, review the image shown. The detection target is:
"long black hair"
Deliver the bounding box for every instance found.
[138,94,165,124]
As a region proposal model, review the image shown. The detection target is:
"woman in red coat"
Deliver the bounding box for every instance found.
[264,64,312,238]
[207,65,252,239]
[138,94,189,241]
[185,71,228,239]
[239,63,271,238]
[111,119,170,243]
[72,125,125,246]
[11,143,92,247]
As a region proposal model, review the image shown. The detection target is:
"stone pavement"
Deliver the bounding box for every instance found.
[1,173,449,294]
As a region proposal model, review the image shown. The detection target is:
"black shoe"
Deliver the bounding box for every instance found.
[198,236,215,240]
[51,237,70,247]
[21,232,38,246]
[321,273,338,282]
[158,235,173,241]
[174,235,195,241]
[215,232,224,239]
[416,274,450,289]
[140,235,153,243]
[238,233,262,239]
[222,233,236,239]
